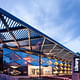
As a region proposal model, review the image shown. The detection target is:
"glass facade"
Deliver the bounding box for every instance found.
[3,48,72,76]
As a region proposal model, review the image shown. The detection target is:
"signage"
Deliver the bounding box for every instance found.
[74,57,80,73]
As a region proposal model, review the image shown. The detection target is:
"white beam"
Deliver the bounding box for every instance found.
[49,44,57,53]
[40,37,45,52]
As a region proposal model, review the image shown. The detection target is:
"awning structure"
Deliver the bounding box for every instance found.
[0,8,77,63]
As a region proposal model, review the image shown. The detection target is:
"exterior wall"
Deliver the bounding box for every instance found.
[72,73,80,80]
[28,65,52,76]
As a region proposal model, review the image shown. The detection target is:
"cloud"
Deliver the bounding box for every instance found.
[65,37,80,52]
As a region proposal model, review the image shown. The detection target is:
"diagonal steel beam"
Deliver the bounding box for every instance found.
[62,53,74,62]
[27,28,31,50]
[56,49,64,56]
[67,54,74,60]
[61,52,70,59]
[0,13,20,48]
[40,37,45,52]
[49,43,57,53]
[64,56,72,62]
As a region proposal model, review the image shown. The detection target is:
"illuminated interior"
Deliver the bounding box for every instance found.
[3,48,72,76]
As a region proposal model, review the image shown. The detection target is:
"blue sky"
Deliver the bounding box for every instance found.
[0,0,80,53]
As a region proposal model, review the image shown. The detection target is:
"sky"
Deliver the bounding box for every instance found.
[0,0,80,53]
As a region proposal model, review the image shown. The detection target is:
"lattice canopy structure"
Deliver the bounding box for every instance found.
[0,8,77,63]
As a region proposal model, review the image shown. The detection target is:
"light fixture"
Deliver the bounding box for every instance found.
[10,66,19,69]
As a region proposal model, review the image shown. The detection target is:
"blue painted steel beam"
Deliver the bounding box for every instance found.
[0,8,76,56]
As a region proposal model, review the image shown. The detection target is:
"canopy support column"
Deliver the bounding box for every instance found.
[0,40,3,72]
[39,53,42,80]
